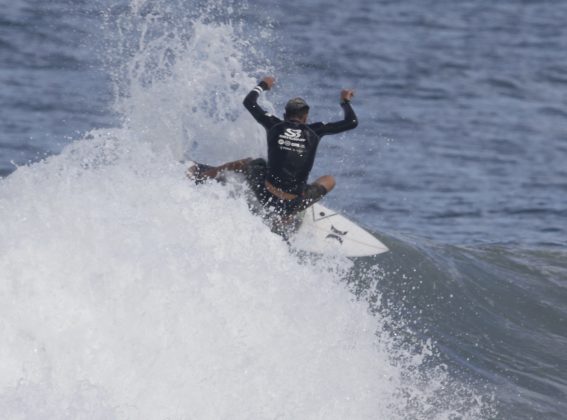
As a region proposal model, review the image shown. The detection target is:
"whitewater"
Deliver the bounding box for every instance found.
[0,4,494,419]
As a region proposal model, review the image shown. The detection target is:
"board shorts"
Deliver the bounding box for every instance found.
[244,158,327,217]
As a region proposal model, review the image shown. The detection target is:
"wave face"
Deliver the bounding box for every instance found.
[0,1,493,419]
[351,236,567,419]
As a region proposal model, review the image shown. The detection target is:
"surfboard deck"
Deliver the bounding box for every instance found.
[292,203,389,257]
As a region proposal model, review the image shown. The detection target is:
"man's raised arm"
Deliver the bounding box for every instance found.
[243,76,279,129]
[311,89,358,136]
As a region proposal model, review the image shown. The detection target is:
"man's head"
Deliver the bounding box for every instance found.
[284,97,309,123]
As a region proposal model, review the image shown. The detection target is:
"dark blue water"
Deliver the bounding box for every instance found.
[1,0,566,418]
[0,1,114,176]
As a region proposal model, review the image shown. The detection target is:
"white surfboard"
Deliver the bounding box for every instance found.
[292,203,389,257]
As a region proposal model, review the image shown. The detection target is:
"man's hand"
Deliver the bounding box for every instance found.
[340,89,355,102]
[262,76,275,90]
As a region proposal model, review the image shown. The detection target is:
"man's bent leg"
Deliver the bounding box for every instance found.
[187,158,252,183]
[289,175,335,214]
[201,158,253,179]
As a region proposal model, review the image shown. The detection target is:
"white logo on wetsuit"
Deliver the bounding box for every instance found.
[279,128,305,142]
[278,128,307,153]
[284,128,302,139]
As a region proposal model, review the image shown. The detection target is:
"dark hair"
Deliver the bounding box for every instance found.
[285,97,310,120]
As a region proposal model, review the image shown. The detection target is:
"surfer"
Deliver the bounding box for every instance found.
[188,76,358,225]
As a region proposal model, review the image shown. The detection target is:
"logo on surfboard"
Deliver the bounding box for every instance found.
[325,225,348,244]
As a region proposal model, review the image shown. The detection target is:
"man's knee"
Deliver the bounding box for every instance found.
[316,175,335,193]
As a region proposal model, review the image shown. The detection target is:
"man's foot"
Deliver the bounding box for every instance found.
[186,163,214,185]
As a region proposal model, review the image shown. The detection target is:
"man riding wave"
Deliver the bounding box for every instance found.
[188,76,358,229]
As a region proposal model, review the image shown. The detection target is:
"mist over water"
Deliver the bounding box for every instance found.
[0,1,495,418]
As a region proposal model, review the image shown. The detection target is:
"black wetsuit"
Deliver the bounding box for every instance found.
[243,81,358,215]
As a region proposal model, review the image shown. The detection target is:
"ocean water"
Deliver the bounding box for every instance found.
[0,0,566,418]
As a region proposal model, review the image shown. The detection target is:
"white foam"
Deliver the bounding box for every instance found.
[0,4,491,418]
[0,131,397,418]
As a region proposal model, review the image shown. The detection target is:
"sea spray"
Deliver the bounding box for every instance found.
[101,0,271,163]
[0,131,402,418]
[0,139,492,417]
[0,1,494,418]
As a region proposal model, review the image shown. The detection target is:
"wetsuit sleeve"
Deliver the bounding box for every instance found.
[310,101,358,137]
[243,81,281,130]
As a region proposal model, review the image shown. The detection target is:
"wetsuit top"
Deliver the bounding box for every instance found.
[243,81,358,195]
